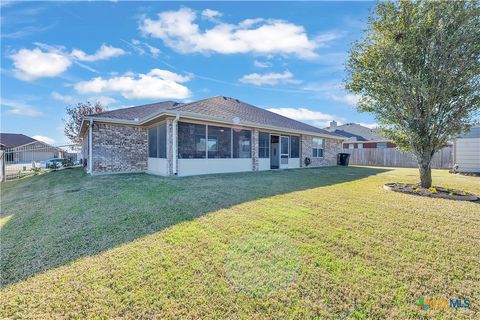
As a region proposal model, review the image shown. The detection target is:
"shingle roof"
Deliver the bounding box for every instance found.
[0,133,37,148]
[325,123,386,141]
[91,101,182,120]
[90,96,339,137]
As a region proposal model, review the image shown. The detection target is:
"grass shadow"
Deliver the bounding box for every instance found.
[0,166,389,287]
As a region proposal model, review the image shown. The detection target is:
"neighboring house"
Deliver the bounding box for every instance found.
[79,96,344,176]
[0,133,63,163]
[325,121,395,149]
[453,126,480,173]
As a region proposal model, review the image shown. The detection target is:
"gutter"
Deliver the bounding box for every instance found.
[172,113,179,175]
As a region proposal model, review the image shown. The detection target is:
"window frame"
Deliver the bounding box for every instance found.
[377,142,387,149]
[312,137,325,158]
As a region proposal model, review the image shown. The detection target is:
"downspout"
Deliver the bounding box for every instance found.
[172,113,179,175]
[88,119,93,174]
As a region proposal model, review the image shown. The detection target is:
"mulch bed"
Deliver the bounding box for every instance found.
[384,183,478,201]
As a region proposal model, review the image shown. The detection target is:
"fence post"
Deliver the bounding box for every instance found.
[0,150,5,183]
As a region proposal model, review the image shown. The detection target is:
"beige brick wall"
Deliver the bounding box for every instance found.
[252,129,259,171]
[166,119,174,176]
[301,135,341,167]
[91,122,147,174]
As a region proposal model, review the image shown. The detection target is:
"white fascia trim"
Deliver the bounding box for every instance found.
[86,112,345,141]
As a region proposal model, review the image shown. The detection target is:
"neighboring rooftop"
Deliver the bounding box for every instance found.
[0,133,37,148]
[325,122,386,142]
[88,96,340,137]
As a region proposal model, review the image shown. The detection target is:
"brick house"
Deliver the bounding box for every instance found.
[325,121,396,149]
[79,96,344,176]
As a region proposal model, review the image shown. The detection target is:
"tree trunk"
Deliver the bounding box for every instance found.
[418,155,432,188]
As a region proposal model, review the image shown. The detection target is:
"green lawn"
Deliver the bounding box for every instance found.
[1,166,479,319]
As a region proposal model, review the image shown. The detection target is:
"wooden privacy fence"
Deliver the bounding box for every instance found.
[344,147,453,169]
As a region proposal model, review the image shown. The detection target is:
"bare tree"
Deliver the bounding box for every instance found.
[63,101,105,144]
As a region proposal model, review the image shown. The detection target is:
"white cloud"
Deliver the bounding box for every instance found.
[253,60,272,68]
[330,93,361,106]
[71,44,126,62]
[239,71,300,86]
[0,98,43,117]
[51,91,75,103]
[140,7,331,59]
[51,92,115,106]
[201,9,222,21]
[74,68,192,100]
[267,107,341,128]
[10,48,71,81]
[33,135,55,145]
[10,43,125,81]
[89,96,116,106]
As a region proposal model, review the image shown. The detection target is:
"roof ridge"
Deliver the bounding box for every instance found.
[93,100,179,117]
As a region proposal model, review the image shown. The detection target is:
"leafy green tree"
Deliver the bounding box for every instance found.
[346,0,479,187]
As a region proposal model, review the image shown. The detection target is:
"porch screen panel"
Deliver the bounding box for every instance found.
[290,136,299,158]
[178,122,206,159]
[157,123,166,158]
[233,129,251,158]
[148,124,166,158]
[148,127,157,158]
[208,126,231,158]
[259,132,270,158]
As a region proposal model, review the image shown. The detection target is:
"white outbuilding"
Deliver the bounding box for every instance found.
[453,126,480,173]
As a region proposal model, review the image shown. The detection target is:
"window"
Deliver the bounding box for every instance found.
[233,129,251,158]
[148,123,167,158]
[290,136,299,158]
[357,143,363,149]
[312,138,324,158]
[377,142,387,149]
[259,132,270,158]
[208,126,231,158]
[348,143,354,149]
[178,122,206,159]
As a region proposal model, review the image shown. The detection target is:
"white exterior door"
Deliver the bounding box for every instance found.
[280,136,289,169]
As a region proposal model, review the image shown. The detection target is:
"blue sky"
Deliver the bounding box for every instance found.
[1,1,376,145]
